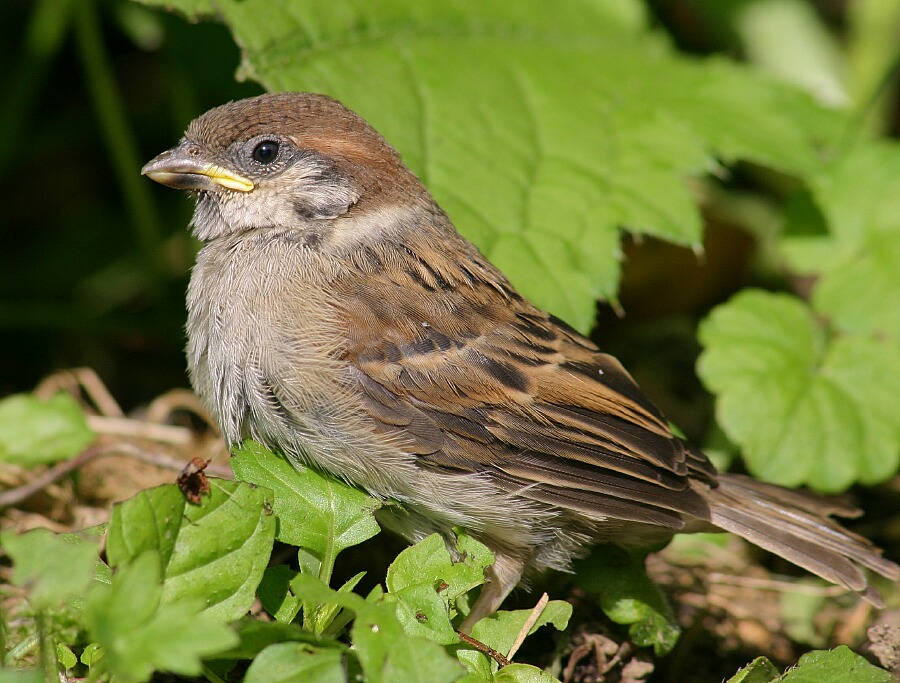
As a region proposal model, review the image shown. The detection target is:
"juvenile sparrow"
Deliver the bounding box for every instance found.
[143,92,899,629]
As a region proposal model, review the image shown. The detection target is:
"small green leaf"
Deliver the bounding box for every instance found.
[0,393,93,465]
[2,528,98,610]
[351,602,463,683]
[80,643,104,666]
[56,643,77,670]
[698,290,900,490]
[386,532,492,600]
[106,480,276,622]
[574,545,679,655]
[495,664,562,682]
[726,656,780,683]
[258,566,303,623]
[214,620,339,661]
[244,642,346,683]
[231,441,381,570]
[106,485,185,570]
[457,601,571,675]
[780,646,892,683]
[383,532,494,643]
[83,551,238,683]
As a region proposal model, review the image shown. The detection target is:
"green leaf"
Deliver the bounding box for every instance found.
[137,0,843,331]
[80,642,104,666]
[56,643,77,670]
[83,551,238,683]
[351,602,463,683]
[106,484,185,570]
[258,565,304,623]
[383,532,494,643]
[457,601,571,676]
[697,290,900,490]
[244,642,346,683]
[574,545,679,655]
[386,532,492,600]
[726,656,780,683]
[213,619,339,660]
[106,480,276,622]
[2,528,97,611]
[780,646,892,683]
[0,393,93,465]
[0,672,44,683]
[495,664,562,682]
[783,141,900,341]
[231,441,381,577]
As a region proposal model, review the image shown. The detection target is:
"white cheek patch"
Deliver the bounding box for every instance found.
[283,157,359,220]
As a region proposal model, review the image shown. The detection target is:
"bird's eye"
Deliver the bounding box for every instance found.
[252,140,280,164]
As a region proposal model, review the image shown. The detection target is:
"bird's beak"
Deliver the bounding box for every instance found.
[141,145,255,192]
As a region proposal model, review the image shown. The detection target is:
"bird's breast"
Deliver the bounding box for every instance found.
[184,230,422,496]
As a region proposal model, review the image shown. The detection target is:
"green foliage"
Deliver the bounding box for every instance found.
[698,290,900,491]
[5,0,900,681]
[107,480,278,622]
[2,528,97,611]
[2,443,575,682]
[727,646,893,683]
[231,440,381,582]
[136,0,843,331]
[83,551,239,683]
[574,545,680,655]
[0,393,94,466]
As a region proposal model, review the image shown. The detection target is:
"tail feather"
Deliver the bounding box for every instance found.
[705,474,900,606]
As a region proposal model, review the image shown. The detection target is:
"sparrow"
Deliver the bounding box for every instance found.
[142,92,899,630]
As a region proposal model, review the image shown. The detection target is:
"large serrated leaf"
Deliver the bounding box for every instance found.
[698,290,900,491]
[138,0,843,331]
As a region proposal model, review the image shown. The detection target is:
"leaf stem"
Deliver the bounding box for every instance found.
[36,611,58,683]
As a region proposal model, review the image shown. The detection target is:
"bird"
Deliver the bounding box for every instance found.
[142,92,899,631]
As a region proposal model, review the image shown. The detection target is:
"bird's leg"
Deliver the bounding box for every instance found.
[459,552,525,634]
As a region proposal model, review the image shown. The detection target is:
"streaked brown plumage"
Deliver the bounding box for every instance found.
[143,92,899,630]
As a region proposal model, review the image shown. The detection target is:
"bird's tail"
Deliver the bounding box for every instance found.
[704,473,899,606]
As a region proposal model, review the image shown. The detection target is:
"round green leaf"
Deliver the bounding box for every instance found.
[698,290,900,491]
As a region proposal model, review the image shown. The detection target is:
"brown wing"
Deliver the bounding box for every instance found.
[336,237,717,530]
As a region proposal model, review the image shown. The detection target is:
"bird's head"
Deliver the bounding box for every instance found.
[142,92,425,242]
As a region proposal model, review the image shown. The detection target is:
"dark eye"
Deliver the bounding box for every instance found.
[252,140,280,164]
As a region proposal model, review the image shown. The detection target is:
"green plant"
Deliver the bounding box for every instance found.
[3,0,899,680]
